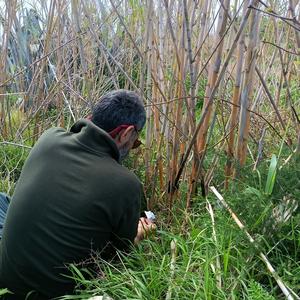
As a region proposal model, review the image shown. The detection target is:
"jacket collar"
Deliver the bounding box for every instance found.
[70,119,120,162]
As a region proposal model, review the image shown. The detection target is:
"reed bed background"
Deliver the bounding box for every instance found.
[0,0,300,298]
[1,0,299,201]
[0,0,299,201]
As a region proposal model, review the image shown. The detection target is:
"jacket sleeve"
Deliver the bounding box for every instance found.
[140,187,147,213]
[112,185,141,251]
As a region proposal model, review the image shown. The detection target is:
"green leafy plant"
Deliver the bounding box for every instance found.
[247,280,275,300]
[0,288,12,296]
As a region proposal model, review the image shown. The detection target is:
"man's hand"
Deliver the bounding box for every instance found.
[134,217,156,245]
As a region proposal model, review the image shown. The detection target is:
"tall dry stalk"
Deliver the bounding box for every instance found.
[168,2,186,207]
[196,0,230,154]
[0,0,17,138]
[224,0,248,188]
[187,0,230,201]
[235,2,261,169]
[144,0,154,192]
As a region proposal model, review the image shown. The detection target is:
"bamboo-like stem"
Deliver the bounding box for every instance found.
[194,0,209,94]
[157,0,168,139]
[71,0,87,73]
[196,0,230,154]
[56,0,65,127]
[32,0,57,143]
[206,199,222,288]
[224,0,248,188]
[288,0,300,151]
[183,0,199,207]
[183,0,196,128]
[163,0,182,71]
[0,0,17,138]
[144,0,154,192]
[168,2,185,207]
[235,2,260,169]
[165,240,177,300]
[186,0,230,201]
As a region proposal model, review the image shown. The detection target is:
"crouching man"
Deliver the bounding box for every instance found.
[0,90,155,299]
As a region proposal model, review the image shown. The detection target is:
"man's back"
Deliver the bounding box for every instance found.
[0,120,142,298]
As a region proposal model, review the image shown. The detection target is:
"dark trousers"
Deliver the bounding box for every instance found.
[0,193,10,239]
[0,194,50,299]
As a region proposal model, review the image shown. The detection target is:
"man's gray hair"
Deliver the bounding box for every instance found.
[91,89,146,132]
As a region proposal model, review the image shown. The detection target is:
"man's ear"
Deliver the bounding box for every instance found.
[118,125,135,144]
[86,115,92,120]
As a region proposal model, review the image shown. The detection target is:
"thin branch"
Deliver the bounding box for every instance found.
[255,67,286,131]
[262,40,300,56]
[249,5,300,31]
[0,141,32,149]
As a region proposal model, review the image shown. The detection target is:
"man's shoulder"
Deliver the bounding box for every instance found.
[115,162,141,182]
[29,127,68,155]
[41,127,67,139]
[120,165,141,186]
[105,160,142,192]
[34,127,67,144]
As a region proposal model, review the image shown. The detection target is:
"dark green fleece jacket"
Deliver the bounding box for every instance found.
[0,119,142,299]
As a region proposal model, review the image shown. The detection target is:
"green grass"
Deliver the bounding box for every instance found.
[59,203,299,299]
[61,221,248,299]
[0,144,30,194]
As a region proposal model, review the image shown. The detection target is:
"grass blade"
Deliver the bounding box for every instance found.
[265,154,277,195]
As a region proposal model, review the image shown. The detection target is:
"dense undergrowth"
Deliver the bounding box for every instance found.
[1,143,299,299]
[62,154,299,300]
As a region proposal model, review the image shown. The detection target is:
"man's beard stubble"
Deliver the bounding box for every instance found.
[118,146,130,162]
